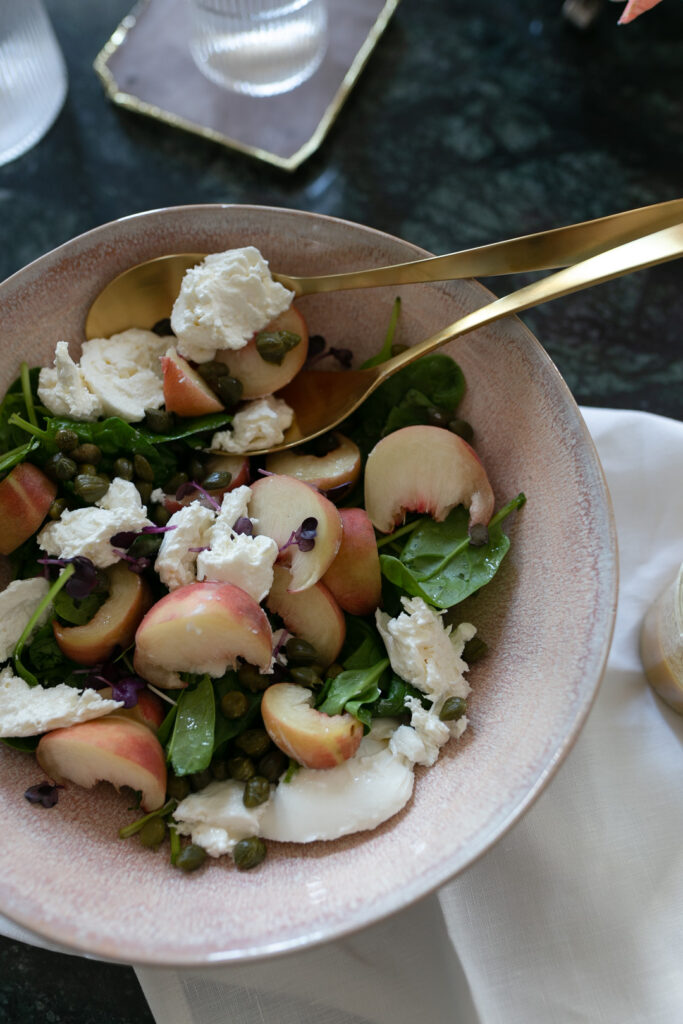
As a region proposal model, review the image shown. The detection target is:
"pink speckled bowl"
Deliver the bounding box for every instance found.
[0,206,617,966]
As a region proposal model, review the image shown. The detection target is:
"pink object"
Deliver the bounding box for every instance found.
[619,0,664,24]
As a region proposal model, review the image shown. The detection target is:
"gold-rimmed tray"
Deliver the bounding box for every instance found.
[94,0,400,171]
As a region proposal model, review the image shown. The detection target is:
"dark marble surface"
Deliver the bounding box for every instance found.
[0,0,681,1020]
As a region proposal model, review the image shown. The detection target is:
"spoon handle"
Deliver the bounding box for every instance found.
[276,200,683,296]
[380,222,683,374]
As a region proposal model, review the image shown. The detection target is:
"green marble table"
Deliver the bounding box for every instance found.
[0,0,681,1020]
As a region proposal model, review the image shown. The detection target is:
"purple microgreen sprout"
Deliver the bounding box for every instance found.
[188,546,210,553]
[279,517,318,554]
[110,676,147,708]
[109,530,138,550]
[176,480,221,511]
[306,344,353,369]
[232,517,253,536]
[141,524,177,534]
[272,629,290,660]
[25,782,62,808]
[37,555,100,600]
[112,550,152,574]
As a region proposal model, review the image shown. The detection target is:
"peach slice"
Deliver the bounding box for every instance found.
[161,454,250,513]
[215,307,309,399]
[266,566,346,668]
[249,474,343,592]
[322,508,382,616]
[99,685,166,733]
[162,348,224,417]
[0,463,57,555]
[36,715,167,811]
[134,581,273,689]
[261,683,363,769]
[53,562,152,666]
[364,425,495,533]
[265,432,361,497]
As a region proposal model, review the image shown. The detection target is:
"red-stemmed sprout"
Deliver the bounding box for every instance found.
[279,517,318,554]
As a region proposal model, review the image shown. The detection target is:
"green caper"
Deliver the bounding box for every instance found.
[448,418,474,444]
[390,343,409,357]
[134,453,154,482]
[45,452,77,482]
[152,503,171,527]
[463,636,489,663]
[48,497,68,520]
[138,817,166,848]
[215,375,243,408]
[113,457,135,481]
[54,428,79,452]
[70,443,102,464]
[197,360,229,384]
[255,330,300,366]
[189,769,213,792]
[175,844,207,873]
[285,637,319,667]
[135,481,153,506]
[77,462,98,477]
[228,756,255,782]
[210,759,230,781]
[325,663,344,680]
[143,408,176,434]
[257,749,288,783]
[237,664,270,692]
[427,407,451,428]
[202,470,232,491]
[166,775,191,801]
[73,474,109,503]
[129,533,163,558]
[188,456,206,483]
[164,471,189,495]
[236,729,271,759]
[233,836,266,871]
[243,776,270,808]
[290,666,323,689]
[439,696,468,722]
[220,690,249,719]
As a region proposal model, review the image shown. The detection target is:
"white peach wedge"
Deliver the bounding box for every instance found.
[215,306,308,399]
[0,462,57,555]
[266,565,346,668]
[322,508,382,616]
[99,686,166,733]
[364,425,495,533]
[162,348,224,417]
[261,683,363,770]
[53,562,152,666]
[248,474,342,592]
[265,432,361,497]
[36,715,167,811]
[133,581,272,689]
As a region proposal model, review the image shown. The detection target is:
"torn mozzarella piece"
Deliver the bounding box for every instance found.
[154,501,216,590]
[0,578,51,663]
[37,341,103,422]
[0,668,122,738]
[196,486,277,603]
[211,396,293,454]
[79,329,169,422]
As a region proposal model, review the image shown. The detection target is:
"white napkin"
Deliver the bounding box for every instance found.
[3,408,683,1024]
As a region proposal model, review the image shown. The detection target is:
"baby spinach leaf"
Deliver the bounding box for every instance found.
[168,674,216,776]
[53,589,107,626]
[371,675,427,718]
[1,736,40,753]
[317,658,390,730]
[157,703,178,747]
[340,616,387,669]
[380,494,526,609]
[0,438,39,478]
[134,412,233,445]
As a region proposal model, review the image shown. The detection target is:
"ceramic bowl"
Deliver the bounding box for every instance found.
[0,206,617,965]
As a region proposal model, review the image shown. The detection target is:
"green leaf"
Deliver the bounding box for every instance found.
[13,564,75,687]
[168,675,216,776]
[134,412,233,445]
[360,297,401,369]
[157,703,178,747]
[211,672,263,757]
[0,438,39,478]
[317,658,390,729]
[1,735,40,753]
[53,589,107,626]
[371,675,427,718]
[340,616,387,669]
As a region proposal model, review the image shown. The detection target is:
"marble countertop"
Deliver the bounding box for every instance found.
[0,0,680,1020]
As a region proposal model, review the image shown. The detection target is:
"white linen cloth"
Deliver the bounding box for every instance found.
[2,408,682,1024]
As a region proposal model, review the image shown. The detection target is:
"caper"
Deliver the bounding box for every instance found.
[45,452,77,482]
[448,418,474,444]
[189,769,213,792]
[255,330,300,365]
[220,690,249,719]
[135,481,153,506]
[151,317,173,337]
[133,453,154,482]
[285,637,319,667]
[258,749,288,783]
[243,776,270,808]
[237,663,270,692]
[197,360,229,385]
[427,407,451,428]
[77,462,98,477]
[202,470,232,491]
[233,836,266,871]
[463,636,489,663]
[113,457,135,481]
[152,503,171,527]
[228,756,255,782]
[188,456,206,483]
[70,443,102,464]
[176,844,207,873]
[210,759,230,781]
[54,428,79,452]
[166,775,191,801]
[138,817,166,848]
[235,729,271,758]
[390,343,409,357]
[143,408,175,434]
[325,663,344,680]
[129,533,163,558]
[164,471,189,495]
[73,474,109,503]
[439,696,468,722]
[48,497,68,520]
[215,375,243,408]
[290,666,323,689]
[308,432,340,457]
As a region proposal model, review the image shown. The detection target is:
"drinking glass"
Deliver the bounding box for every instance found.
[0,0,68,167]
[187,0,328,97]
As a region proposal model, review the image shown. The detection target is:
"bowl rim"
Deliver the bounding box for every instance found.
[0,204,618,966]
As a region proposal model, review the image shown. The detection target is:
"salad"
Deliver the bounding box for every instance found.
[0,247,524,874]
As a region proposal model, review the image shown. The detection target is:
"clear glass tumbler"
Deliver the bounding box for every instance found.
[0,0,68,167]
[187,0,328,97]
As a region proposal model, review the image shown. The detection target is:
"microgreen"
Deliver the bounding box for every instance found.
[13,565,76,686]
[176,480,221,511]
[37,555,102,600]
[279,517,317,554]
[233,517,253,536]
[25,782,62,808]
